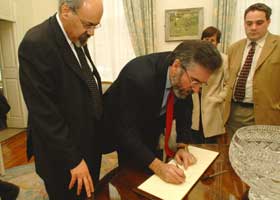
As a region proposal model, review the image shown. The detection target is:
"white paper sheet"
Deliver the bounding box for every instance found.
[137,146,219,200]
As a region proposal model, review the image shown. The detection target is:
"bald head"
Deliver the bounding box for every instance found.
[59,0,103,46]
[78,0,103,25]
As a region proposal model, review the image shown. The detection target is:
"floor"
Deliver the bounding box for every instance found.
[0,128,25,143]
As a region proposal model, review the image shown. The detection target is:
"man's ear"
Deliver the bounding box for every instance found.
[171,59,181,69]
[60,3,72,19]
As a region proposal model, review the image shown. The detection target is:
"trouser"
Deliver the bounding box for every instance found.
[226,101,255,139]
[189,129,218,144]
[0,180,19,200]
[39,156,101,200]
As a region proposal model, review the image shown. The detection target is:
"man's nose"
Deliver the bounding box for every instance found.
[87,28,95,36]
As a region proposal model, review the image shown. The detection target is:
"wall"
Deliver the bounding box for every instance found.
[12,0,58,53]
[31,0,58,26]
[155,0,214,52]
[0,0,58,127]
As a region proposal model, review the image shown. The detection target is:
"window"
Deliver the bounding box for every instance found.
[87,0,135,81]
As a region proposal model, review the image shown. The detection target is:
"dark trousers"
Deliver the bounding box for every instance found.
[0,180,19,200]
[40,156,101,200]
[188,129,217,144]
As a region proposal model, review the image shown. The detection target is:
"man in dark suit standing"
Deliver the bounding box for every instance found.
[103,40,222,184]
[18,0,103,199]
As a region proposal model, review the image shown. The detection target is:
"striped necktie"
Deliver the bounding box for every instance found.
[74,45,103,119]
[234,41,256,101]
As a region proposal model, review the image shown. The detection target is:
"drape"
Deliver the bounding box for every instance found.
[122,0,155,56]
[213,0,237,53]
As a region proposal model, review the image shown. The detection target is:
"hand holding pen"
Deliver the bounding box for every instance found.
[149,158,185,184]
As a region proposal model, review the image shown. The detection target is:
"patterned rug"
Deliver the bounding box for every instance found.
[0,152,118,199]
[1,163,48,200]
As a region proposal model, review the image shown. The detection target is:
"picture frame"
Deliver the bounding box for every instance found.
[165,7,204,42]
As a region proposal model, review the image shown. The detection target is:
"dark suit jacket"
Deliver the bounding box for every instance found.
[18,14,102,183]
[0,91,10,130]
[103,52,193,168]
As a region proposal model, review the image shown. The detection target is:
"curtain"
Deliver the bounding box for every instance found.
[122,0,155,56]
[88,0,135,81]
[231,0,280,44]
[213,0,237,53]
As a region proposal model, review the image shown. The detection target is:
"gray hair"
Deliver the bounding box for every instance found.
[172,40,222,72]
[58,0,84,12]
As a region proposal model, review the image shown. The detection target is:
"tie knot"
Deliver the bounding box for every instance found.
[250,41,256,47]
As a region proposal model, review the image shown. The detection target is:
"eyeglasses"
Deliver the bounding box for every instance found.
[184,69,207,88]
[75,13,101,31]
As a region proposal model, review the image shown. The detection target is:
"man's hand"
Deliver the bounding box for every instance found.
[174,147,197,169]
[149,158,185,184]
[68,159,94,198]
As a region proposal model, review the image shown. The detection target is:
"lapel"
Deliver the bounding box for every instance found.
[233,40,247,77]
[255,33,278,71]
[154,52,174,115]
[49,15,90,88]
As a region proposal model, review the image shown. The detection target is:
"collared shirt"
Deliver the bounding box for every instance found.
[160,68,172,116]
[235,32,268,103]
[56,13,94,72]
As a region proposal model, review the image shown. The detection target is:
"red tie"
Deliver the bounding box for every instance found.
[164,90,175,157]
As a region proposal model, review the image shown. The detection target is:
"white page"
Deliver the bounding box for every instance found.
[137,146,219,200]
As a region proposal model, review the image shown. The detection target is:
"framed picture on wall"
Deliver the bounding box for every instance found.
[165,7,204,41]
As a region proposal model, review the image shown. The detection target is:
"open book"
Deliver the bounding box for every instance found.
[137,146,219,200]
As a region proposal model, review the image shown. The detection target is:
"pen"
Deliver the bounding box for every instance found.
[201,170,229,180]
[174,161,183,170]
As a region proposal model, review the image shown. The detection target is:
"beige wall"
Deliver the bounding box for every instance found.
[14,0,213,52]
[155,0,214,52]
[31,0,58,26]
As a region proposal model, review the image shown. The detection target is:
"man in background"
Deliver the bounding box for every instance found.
[0,91,10,130]
[19,0,103,199]
[224,3,280,137]
[103,40,222,184]
[191,26,229,143]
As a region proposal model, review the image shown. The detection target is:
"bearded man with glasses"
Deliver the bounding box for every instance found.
[102,40,222,185]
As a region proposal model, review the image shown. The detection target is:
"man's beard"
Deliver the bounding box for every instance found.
[74,32,90,47]
[170,68,193,99]
[173,86,193,99]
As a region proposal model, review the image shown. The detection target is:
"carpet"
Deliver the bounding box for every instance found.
[1,163,48,200]
[0,128,25,143]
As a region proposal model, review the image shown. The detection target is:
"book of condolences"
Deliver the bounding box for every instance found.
[137,146,219,200]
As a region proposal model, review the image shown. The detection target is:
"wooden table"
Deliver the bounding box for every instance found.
[95,144,248,200]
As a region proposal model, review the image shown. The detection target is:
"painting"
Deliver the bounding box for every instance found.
[165,7,204,41]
